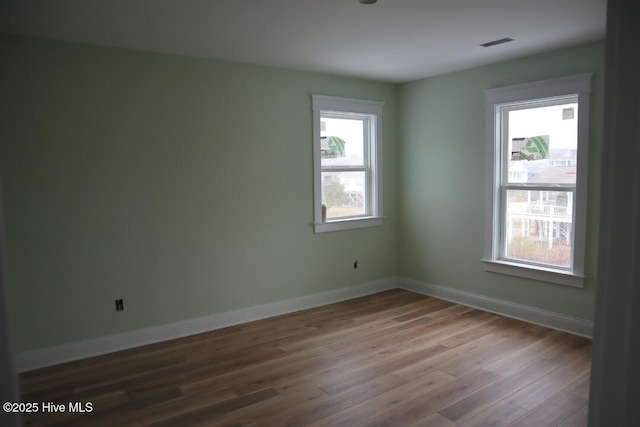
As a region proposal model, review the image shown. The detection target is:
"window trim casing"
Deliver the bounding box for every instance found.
[482,74,592,287]
[312,95,384,233]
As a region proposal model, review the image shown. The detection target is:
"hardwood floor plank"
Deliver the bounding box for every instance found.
[434,312,503,348]
[65,346,284,400]
[407,412,458,427]
[22,391,129,427]
[212,384,329,427]
[181,324,319,362]
[149,387,280,427]
[373,309,499,354]
[390,300,456,323]
[506,391,587,427]
[438,357,559,423]
[441,325,553,377]
[274,344,412,395]
[557,405,589,427]
[277,318,399,353]
[20,355,189,396]
[352,369,501,427]
[72,388,185,427]
[295,291,423,326]
[564,373,591,400]
[539,333,591,362]
[226,347,338,395]
[326,316,441,353]
[504,352,591,410]
[104,386,237,426]
[19,289,592,427]
[454,401,528,427]
[306,370,459,427]
[222,374,407,427]
[394,334,508,381]
[317,344,449,395]
[483,329,565,376]
[403,312,501,350]
[426,303,477,319]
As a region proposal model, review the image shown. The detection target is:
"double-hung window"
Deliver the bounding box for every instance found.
[312,95,384,233]
[483,74,592,287]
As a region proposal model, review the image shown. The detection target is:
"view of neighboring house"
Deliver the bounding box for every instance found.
[320,121,367,217]
[506,148,577,267]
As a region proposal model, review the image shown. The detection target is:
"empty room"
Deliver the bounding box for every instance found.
[1,0,638,426]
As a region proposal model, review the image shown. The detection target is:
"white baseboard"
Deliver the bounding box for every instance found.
[15,278,398,372]
[399,278,593,338]
[16,277,593,372]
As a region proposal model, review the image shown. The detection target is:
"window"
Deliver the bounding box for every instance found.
[312,95,384,233]
[483,74,592,287]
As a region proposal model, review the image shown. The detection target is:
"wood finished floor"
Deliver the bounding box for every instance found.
[19,289,592,426]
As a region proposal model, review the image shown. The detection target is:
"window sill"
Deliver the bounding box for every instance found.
[482,259,584,288]
[314,216,383,233]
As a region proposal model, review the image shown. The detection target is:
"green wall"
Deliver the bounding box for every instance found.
[1,33,605,354]
[0,34,398,352]
[397,41,605,320]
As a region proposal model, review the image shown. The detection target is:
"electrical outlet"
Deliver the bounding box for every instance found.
[115,299,124,311]
[353,260,358,269]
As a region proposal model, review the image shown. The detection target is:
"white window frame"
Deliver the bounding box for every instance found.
[312,95,384,233]
[482,74,592,287]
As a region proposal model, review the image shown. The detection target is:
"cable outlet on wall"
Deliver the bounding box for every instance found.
[115,299,124,311]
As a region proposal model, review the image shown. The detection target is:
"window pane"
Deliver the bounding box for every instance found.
[507,102,578,185]
[504,190,573,268]
[320,116,365,167]
[322,171,366,219]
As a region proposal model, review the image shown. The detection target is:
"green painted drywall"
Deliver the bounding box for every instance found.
[0,34,398,352]
[397,41,605,320]
[0,32,604,353]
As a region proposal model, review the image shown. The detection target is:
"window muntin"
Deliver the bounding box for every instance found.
[321,171,367,219]
[505,100,578,185]
[504,189,573,269]
[321,115,366,168]
[483,74,591,287]
[312,95,383,233]
[500,97,578,270]
[320,114,369,220]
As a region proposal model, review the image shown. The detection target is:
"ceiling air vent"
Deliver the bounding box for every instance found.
[480,38,514,48]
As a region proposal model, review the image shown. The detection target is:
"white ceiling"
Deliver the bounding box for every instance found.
[1,0,606,83]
